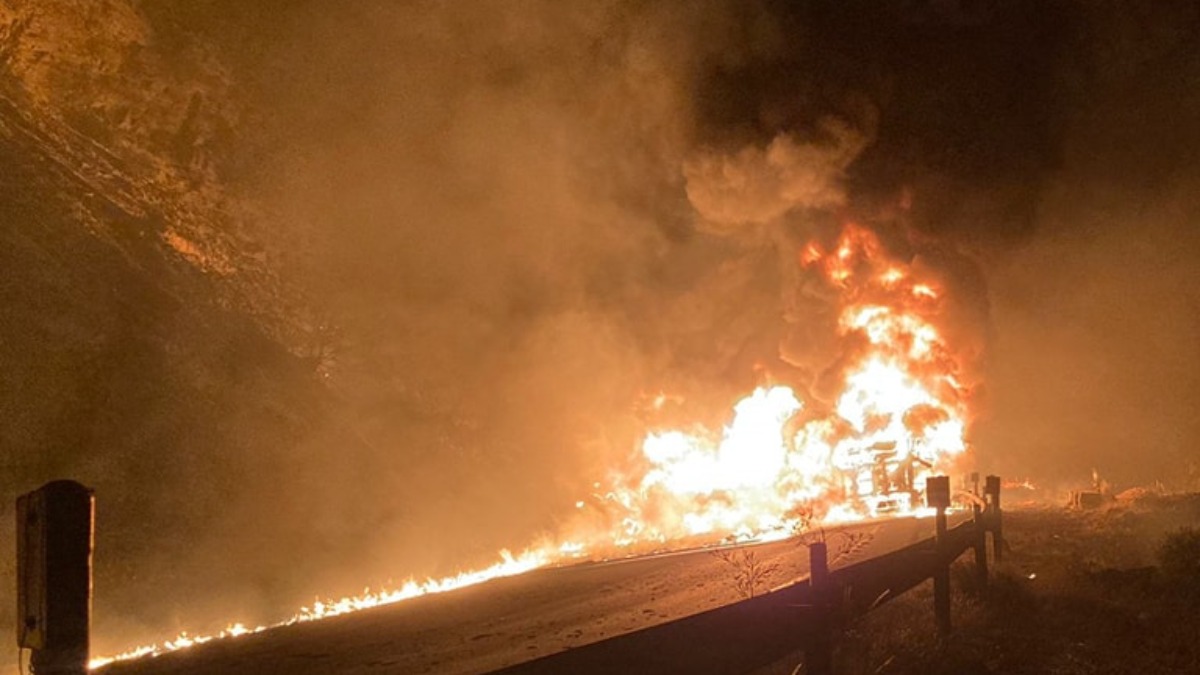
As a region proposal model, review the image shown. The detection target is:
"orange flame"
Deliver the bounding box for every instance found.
[93,223,975,667]
[573,223,974,545]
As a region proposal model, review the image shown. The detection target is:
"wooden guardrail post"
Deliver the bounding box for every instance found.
[17,480,94,675]
[985,475,1003,563]
[926,475,951,638]
[805,541,833,675]
[972,503,988,587]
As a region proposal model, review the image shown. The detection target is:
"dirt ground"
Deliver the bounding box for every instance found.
[823,492,1200,675]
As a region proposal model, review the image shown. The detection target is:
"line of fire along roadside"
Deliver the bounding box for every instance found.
[14,469,1000,675]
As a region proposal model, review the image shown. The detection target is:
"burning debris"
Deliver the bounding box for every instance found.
[560,223,976,551]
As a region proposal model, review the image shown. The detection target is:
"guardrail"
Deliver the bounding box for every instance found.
[17,475,1002,675]
[492,475,1004,675]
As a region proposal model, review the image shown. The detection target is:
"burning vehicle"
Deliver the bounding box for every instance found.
[835,439,935,515]
[557,223,977,551]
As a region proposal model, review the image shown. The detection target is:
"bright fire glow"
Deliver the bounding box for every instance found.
[92,223,975,668]
[89,548,558,669]
[570,224,973,546]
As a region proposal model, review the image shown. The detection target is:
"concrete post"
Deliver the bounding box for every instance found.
[18,481,93,675]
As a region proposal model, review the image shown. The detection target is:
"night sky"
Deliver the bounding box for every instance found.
[2,0,1199,664]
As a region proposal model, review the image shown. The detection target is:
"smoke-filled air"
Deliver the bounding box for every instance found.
[1,0,1198,670]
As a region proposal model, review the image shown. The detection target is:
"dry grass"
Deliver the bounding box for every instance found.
[823,494,1200,674]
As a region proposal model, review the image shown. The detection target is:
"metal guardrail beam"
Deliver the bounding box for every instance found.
[491,519,985,675]
[490,576,814,674]
[492,474,1004,675]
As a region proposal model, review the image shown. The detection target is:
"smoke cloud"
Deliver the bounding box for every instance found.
[974,0,1200,488]
[684,118,869,230]
[2,0,1199,668]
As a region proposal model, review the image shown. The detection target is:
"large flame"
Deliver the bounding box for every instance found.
[569,223,973,550]
[92,223,975,668]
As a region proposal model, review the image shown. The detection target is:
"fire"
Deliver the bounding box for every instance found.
[92,224,975,667]
[576,223,974,545]
[88,548,559,669]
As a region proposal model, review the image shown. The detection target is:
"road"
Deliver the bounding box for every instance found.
[98,515,947,675]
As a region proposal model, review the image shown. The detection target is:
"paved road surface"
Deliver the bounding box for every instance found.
[99,516,947,675]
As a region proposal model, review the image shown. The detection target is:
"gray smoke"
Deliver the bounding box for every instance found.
[3,1,1200,668]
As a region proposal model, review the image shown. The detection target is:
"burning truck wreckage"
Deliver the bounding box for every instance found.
[75,220,987,669]
[574,222,977,545]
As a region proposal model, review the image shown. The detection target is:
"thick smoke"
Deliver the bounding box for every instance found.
[2,1,1200,668]
[678,0,1200,495]
[973,2,1200,490]
[153,0,858,636]
[684,118,869,230]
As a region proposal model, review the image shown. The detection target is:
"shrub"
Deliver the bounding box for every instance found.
[708,548,781,599]
[1158,527,1200,596]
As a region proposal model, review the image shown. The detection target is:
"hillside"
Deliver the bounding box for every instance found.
[0,2,389,665]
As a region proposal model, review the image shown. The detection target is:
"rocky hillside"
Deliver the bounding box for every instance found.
[0,1,393,664]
